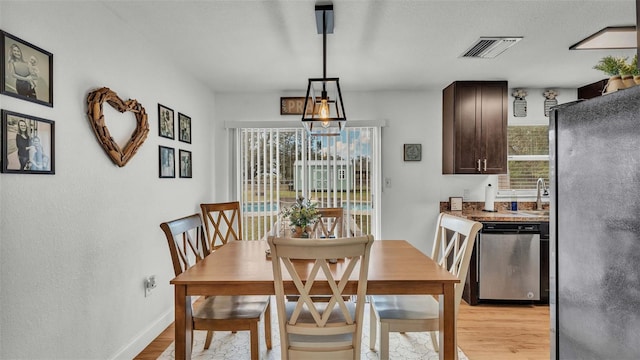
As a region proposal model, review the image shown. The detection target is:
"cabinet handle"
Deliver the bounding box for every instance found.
[477,159,481,172]
[483,159,487,172]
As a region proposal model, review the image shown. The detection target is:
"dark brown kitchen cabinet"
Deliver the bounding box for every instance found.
[442,81,508,174]
[577,78,607,100]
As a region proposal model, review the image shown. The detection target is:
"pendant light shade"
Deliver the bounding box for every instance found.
[301,4,346,137]
[302,77,346,136]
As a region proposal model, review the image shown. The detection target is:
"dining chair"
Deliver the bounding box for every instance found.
[267,235,375,360]
[200,201,242,251]
[369,213,482,360]
[160,214,271,360]
[310,207,345,238]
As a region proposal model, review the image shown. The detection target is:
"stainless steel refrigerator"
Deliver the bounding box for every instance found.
[550,86,640,359]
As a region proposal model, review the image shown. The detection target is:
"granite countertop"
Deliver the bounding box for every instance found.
[439,201,549,222]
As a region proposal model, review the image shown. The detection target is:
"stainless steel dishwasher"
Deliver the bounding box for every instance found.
[478,222,541,301]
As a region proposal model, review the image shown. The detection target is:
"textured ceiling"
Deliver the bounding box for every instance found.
[101,0,637,92]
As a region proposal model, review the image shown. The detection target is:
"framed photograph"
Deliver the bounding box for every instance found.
[159,146,175,178]
[403,143,422,161]
[179,149,192,178]
[158,103,174,139]
[1,30,53,107]
[1,109,55,174]
[178,113,191,143]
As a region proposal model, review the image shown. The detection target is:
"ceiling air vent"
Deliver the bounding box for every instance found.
[461,37,523,58]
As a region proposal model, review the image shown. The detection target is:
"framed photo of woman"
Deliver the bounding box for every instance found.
[178,112,191,144]
[1,30,53,107]
[1,109,55,174]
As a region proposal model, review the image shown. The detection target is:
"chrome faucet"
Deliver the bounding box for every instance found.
[536,178,548,210]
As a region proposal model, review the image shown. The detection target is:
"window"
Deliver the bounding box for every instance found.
[498,125,549,192]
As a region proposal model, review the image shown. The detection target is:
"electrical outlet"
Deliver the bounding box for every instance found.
[144,275,157,297]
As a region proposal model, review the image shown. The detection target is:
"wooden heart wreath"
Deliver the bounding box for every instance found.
[86,87,149,167]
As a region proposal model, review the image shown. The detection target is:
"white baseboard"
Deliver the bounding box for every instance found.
[109,307,174,360]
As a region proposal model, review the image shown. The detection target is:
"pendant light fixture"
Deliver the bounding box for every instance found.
[301,3,346,136]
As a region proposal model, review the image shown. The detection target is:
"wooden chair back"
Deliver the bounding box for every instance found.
[200,201,242,251]
[160,214,207,277]
[310,207,345,238]
[432,213,483,311]
[267,235,374,359]
[369,214,482,357]
[161,214,272,357]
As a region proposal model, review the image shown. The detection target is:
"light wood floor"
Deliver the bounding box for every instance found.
[134,301,550,359]
[457,302,550,360]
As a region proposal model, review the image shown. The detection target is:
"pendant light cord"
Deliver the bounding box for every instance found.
[322,9,327,93]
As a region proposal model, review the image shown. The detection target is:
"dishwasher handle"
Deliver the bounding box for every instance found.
[482,222,541,233]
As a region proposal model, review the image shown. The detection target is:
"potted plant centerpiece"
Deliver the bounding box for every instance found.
[280,195,320,238]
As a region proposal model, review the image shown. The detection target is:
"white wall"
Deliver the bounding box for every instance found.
[0,2,216,359]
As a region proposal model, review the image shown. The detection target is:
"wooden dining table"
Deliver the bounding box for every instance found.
[170,239,460,360]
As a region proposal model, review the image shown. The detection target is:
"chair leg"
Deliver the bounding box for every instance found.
[369,304,377,350]
[250,322,259,360]
[265,300,272,349]
[204,330,214,349]
[429,331,439,352]
[380,322,390,360]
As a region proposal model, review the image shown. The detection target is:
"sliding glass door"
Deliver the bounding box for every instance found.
[236,127,379,240]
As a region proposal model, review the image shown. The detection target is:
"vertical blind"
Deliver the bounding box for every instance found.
[237,127,376,240]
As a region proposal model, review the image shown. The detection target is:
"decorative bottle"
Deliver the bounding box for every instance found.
[511,190,518,211]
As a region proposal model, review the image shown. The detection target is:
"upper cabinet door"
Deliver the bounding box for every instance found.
[442,81,507,175]
[479,82,507,173]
